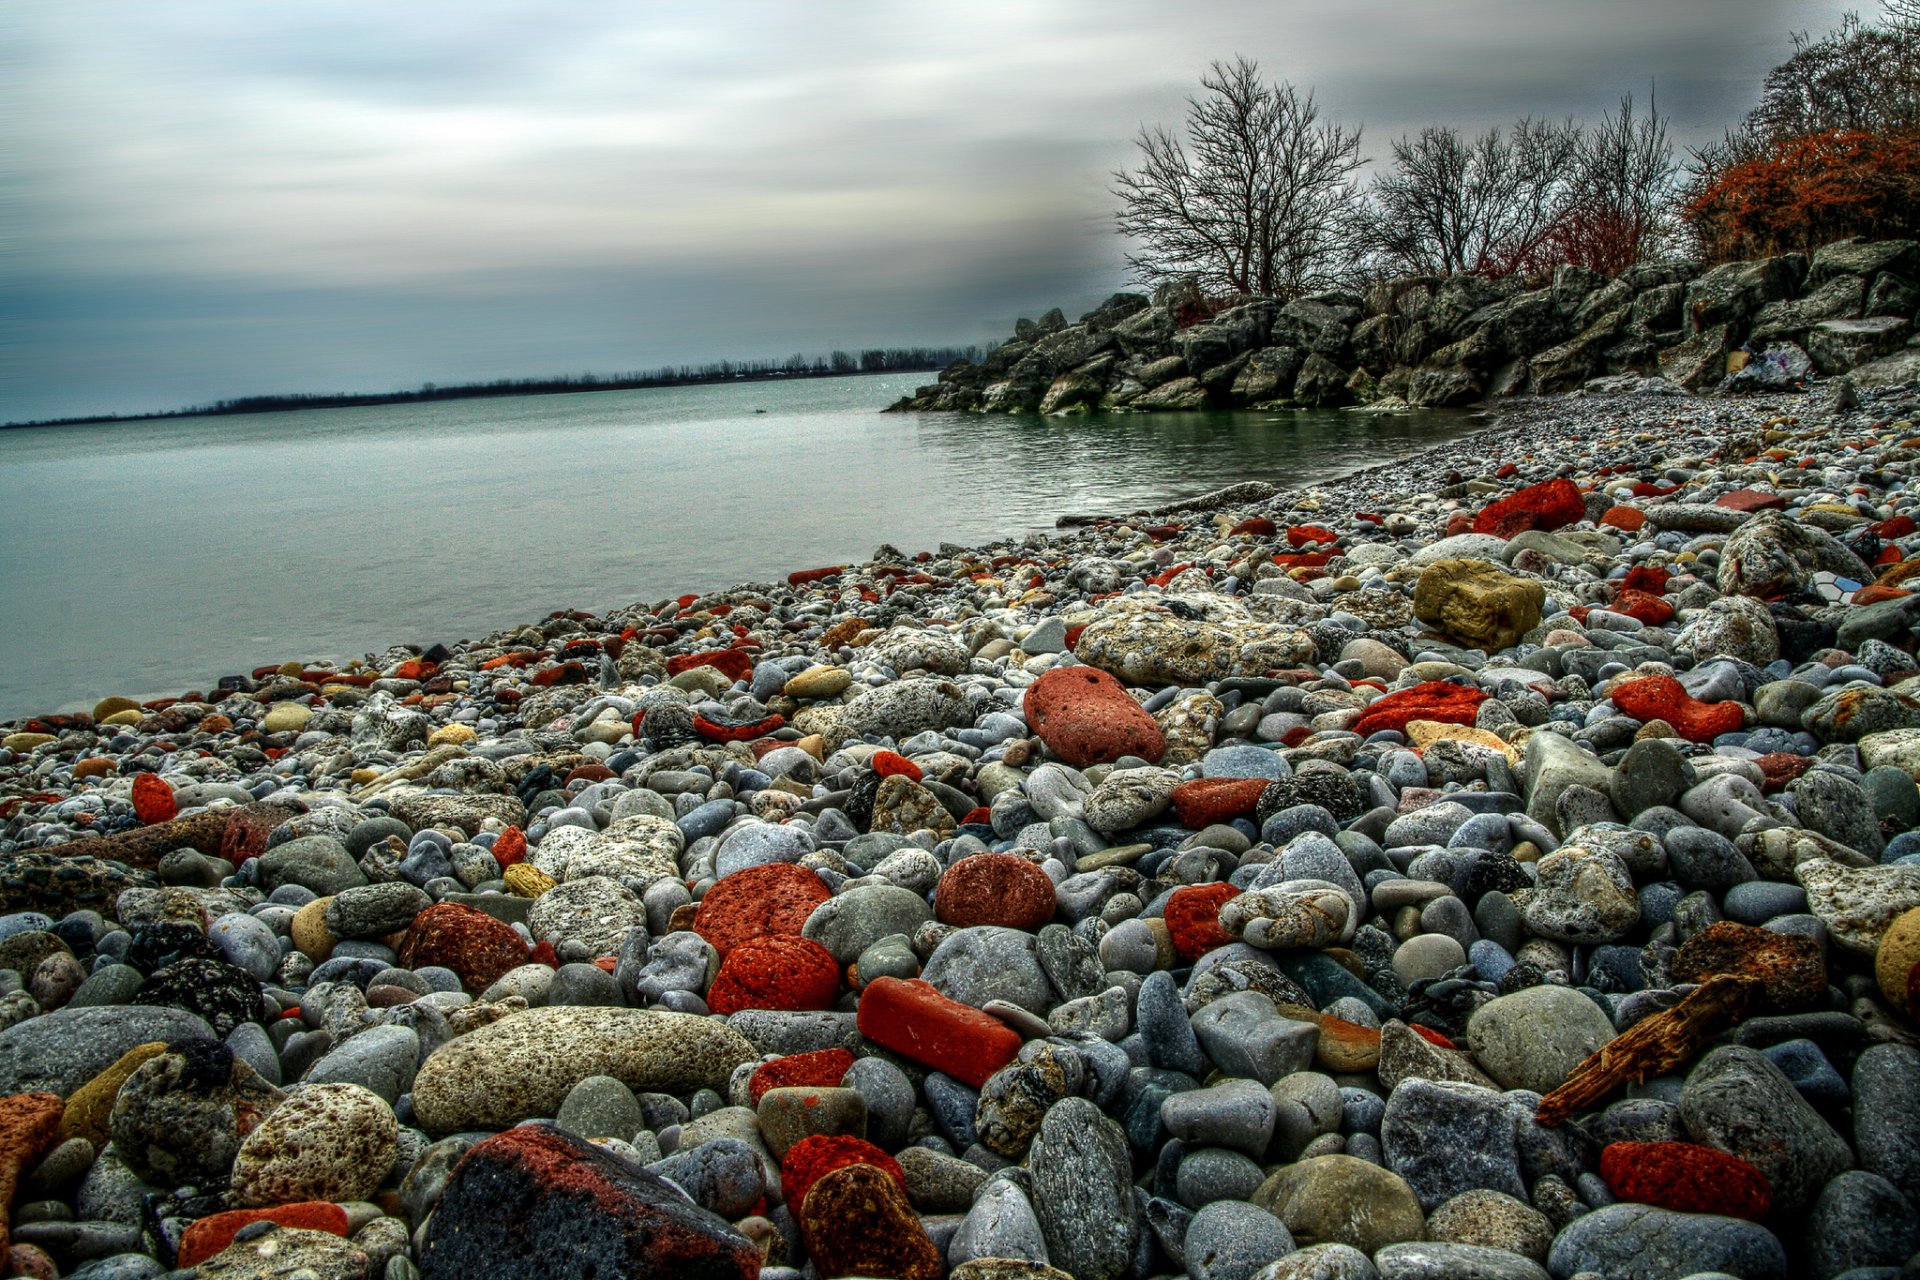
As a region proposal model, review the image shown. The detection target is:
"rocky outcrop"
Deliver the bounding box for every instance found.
[890,238,1920,414]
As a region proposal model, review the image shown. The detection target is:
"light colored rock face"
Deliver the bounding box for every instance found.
[410,1006,757,1135]
[1253,1154,1426,1255]
[530,815,683,885]
[1412,559,1545,652]
[1862,728,1920,781]
[229,1082,397,1208]
[525,875,647,957]
[1797,857,1920,954]
[1075,611,1315,686]
[1466,985,1616,1095]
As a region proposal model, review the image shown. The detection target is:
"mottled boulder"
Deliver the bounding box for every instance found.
[1024,666,1166,766]
[1413,560,1544,651]
[419,1123,758,1280]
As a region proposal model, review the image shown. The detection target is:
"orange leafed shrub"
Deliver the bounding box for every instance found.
[1684,129,1920,262]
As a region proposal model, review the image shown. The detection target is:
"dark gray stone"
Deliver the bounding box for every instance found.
[1545,1202,1785,1280]
[1381,1078,1525,1210]
[1852,1044,1920,1206]
[1808,1170,1920,1280]
[0,1005,215,1096]
[1028,1097,1140,1280]
[1679,1044,1854,1212]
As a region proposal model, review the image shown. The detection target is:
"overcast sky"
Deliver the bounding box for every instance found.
[4,0,1857,422]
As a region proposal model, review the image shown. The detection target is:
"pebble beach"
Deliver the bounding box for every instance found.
[3,377,1920,1280]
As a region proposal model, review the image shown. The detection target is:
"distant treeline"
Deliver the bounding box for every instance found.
[6,345,984,429]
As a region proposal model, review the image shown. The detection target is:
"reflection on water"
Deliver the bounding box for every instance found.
[0,374,1480,718]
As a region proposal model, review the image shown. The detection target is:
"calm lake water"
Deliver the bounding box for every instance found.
[0,373,1479,720]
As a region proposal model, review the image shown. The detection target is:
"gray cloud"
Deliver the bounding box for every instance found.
[6,0,1856,421]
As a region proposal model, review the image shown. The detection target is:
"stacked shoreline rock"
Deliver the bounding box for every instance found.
[3,382,1920,1279]
[887,238,1920,414]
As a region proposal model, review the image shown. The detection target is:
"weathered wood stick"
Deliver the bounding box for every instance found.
[1535,974,1763,1126]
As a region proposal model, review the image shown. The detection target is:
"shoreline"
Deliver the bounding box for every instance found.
[2,376,1918,1278]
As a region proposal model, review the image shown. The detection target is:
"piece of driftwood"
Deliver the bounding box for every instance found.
[1535,974,1763,1126]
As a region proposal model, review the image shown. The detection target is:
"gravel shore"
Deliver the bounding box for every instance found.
[3,378,1920,1280]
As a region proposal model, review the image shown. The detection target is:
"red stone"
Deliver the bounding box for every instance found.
[1753,752,1814,792]
[1611,674,1744,742]
[1472,478,1586,539]
[1714,489,1787,513]
[1229,517,1278,537]
[961,807,991,826]
[693,713,785,742]
[492,826,528,866]
[529,941,560,969]
[565,763,617,786]
[855,977,1022,1087]
[419,1125,760,1279]
[748,1048,855,1107]
[399,903,532,995]
[665,649,753,683]
[934,853,1056,930]
[779,1135,905,1214]
[1495,463,1519,479]
[1025,666,1166,767]
[1854,583,1913,606]
[869,750,922,782]
[530,661,588,688]
[1170,777,1269,829]
[1164,883,1240,962]
[1411,1025,1458,1049]
[1287,525,1338,548]
[788,566,845,585]
[694,863,833,958]
[1875,515,1917,539]
[1601,505,1646,532]
[1271,550,1334,570]
[178,1203,350,1266]
[1621,565,1670,595]
[705,935,840,1015]
[217,806,284,866]
[1445,511,1475,537]
[1609,589,1675,625]
[132,773,177,825]
[0,1093,62,1257]
[1600,1141,1772,1220]
[1351,681,1489,737]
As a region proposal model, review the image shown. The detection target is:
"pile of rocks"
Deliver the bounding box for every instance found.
[3,380,1920,1280]
[887,238,1920,413]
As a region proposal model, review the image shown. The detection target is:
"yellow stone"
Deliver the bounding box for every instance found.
[1807,502,1861,516]
[783,667,853,700]
[2,733,56,753]
[428,723,478,747]
[60,1042,169,1148]
[1405,721,1521,765]
[794,734,827,760]
[1876,906,1920,1016]
[92,696,142,722]
[278,661,304,677]
[101,711,144,727]
[505,864,556,898]
[262,703,313,734]
[291,896,338,962]
[350,768,382,786]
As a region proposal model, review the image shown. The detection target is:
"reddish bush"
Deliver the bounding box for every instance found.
[1685,129,1920,261]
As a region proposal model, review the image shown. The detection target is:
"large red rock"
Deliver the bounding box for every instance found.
[704,935,840,1016]
[1025,666,1165,767]
[418,1125,759,1280]
[0,1093,62,1256]
[665,649,754,683]
[779,1135,905,1214]
[1164,884,1241,962]
[1714,489,1787,513]
[1472,478,1586,538]
[1351,680,1489,737]
[399,903,531,995]
[178,1203,350,1267]
[1610,674,1743,742]
[748,1049,856,1107]
[132,773,177,825]
[694,863,833,958]
[934,854,1056,930]
[1599,1141,1771,1220]
[1170,778,1269,828]
[856,978,1021,1087]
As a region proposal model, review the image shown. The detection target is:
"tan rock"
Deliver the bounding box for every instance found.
[290,897,338,962]
[58,1042,168,1148]
[1254,1154,1425,1254]
[1413,559,1546,651]
[1875,906,1920,1016]
[1405,720,1521,764]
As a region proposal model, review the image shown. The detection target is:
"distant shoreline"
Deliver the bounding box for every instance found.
[3,347,980,431]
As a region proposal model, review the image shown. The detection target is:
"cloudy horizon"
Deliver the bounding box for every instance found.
[6,0,1858,423]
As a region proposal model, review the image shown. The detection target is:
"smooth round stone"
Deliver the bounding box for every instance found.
[1466,984,1616,1094]
[1391,933,1466,985]
[1202,746,1290,781]
[1185,1199,1294,1280]
[1177,1146,1266,1208]
[1723,880,1807,924]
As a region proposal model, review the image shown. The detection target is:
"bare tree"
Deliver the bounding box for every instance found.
[1553,94,1680,274]
[1113,57,1367,298]
[1366,118,1582,276]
